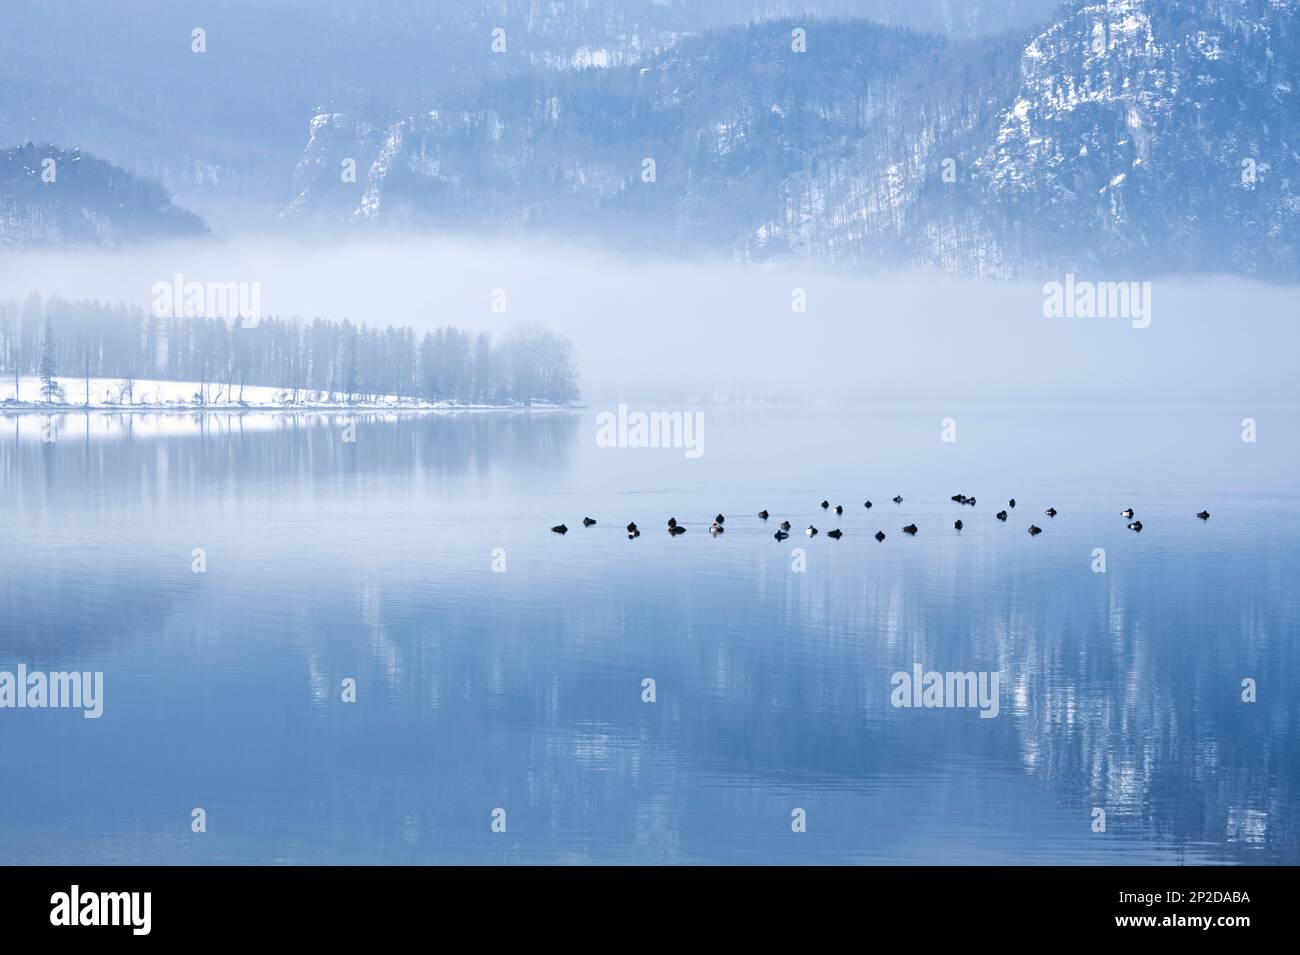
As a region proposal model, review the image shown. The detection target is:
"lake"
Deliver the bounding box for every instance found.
[0,404,1296,864]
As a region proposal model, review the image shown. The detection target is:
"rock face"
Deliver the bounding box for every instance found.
[285,0,1300,279]
[967,0,1300,277]
[0,144,208,247]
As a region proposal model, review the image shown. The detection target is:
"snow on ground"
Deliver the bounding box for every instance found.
[0,376,464,410]
[0,378,568,441]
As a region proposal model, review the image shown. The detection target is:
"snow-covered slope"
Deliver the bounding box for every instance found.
[964,0,1300,274]
[285,0,1300,278]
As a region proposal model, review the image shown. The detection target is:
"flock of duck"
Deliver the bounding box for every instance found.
[550,498,1211,538]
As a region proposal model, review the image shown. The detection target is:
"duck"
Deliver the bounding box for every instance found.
[714,513,725,525]
[1121,509,1134,519]
[965,496,976,506]
[667,517,678,529]
[996,510,1008,521]
[1045,508,1057,517]
[806,525,819,537]
[710,522,724,536]
[903,524,918,535]
[628,529,640,539]
[758,510,770,520]
[821,500,830,510]
[834,504,843,515]
[1197,510,1210,520]
[1009,499,1016,508]
[774,530,790,541]
[669,525,686,536]
[951,494,966,503]
[779,520,792,531]
[954,519,963,530]
[1028,525,1042,536]
[864,500,874,509]
[626,522,638,533]
[875,531,886,542]
[827,529,843,540]
[551,524,568,534]
[583,517,597,527]
[892,495,904,504]
[1128,521,1143,532]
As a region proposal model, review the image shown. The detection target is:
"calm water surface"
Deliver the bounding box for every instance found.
[0,405,1296,864]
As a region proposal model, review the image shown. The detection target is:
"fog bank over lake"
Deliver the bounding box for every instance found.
[2,236,1294,405]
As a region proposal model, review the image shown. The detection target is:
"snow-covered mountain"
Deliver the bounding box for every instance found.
[0,144,208,246]
[286,0,1300,278]
[0,0,1064,222]
[963,0,1300,275]
[286,21,946,251]
[3,0,1294,276]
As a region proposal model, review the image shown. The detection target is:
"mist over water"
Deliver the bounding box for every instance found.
[3,237,1295,405]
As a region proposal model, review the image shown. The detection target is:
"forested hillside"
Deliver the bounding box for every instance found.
[0,144,207,246]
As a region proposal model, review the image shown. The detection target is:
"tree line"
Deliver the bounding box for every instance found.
[0,294,579,405]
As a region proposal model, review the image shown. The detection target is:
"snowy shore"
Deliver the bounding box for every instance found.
[0,377,569,413]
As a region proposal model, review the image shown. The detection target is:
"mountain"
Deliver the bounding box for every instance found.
[285,0,1300,278]
[0,144,208,246]
[0,1,1065,226]
[286,21,947,253]
[958,0,1300,276]
[2,0,1293,278]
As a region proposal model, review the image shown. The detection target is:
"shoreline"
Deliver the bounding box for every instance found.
[0,402,579,416]
[0,376,578,415]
